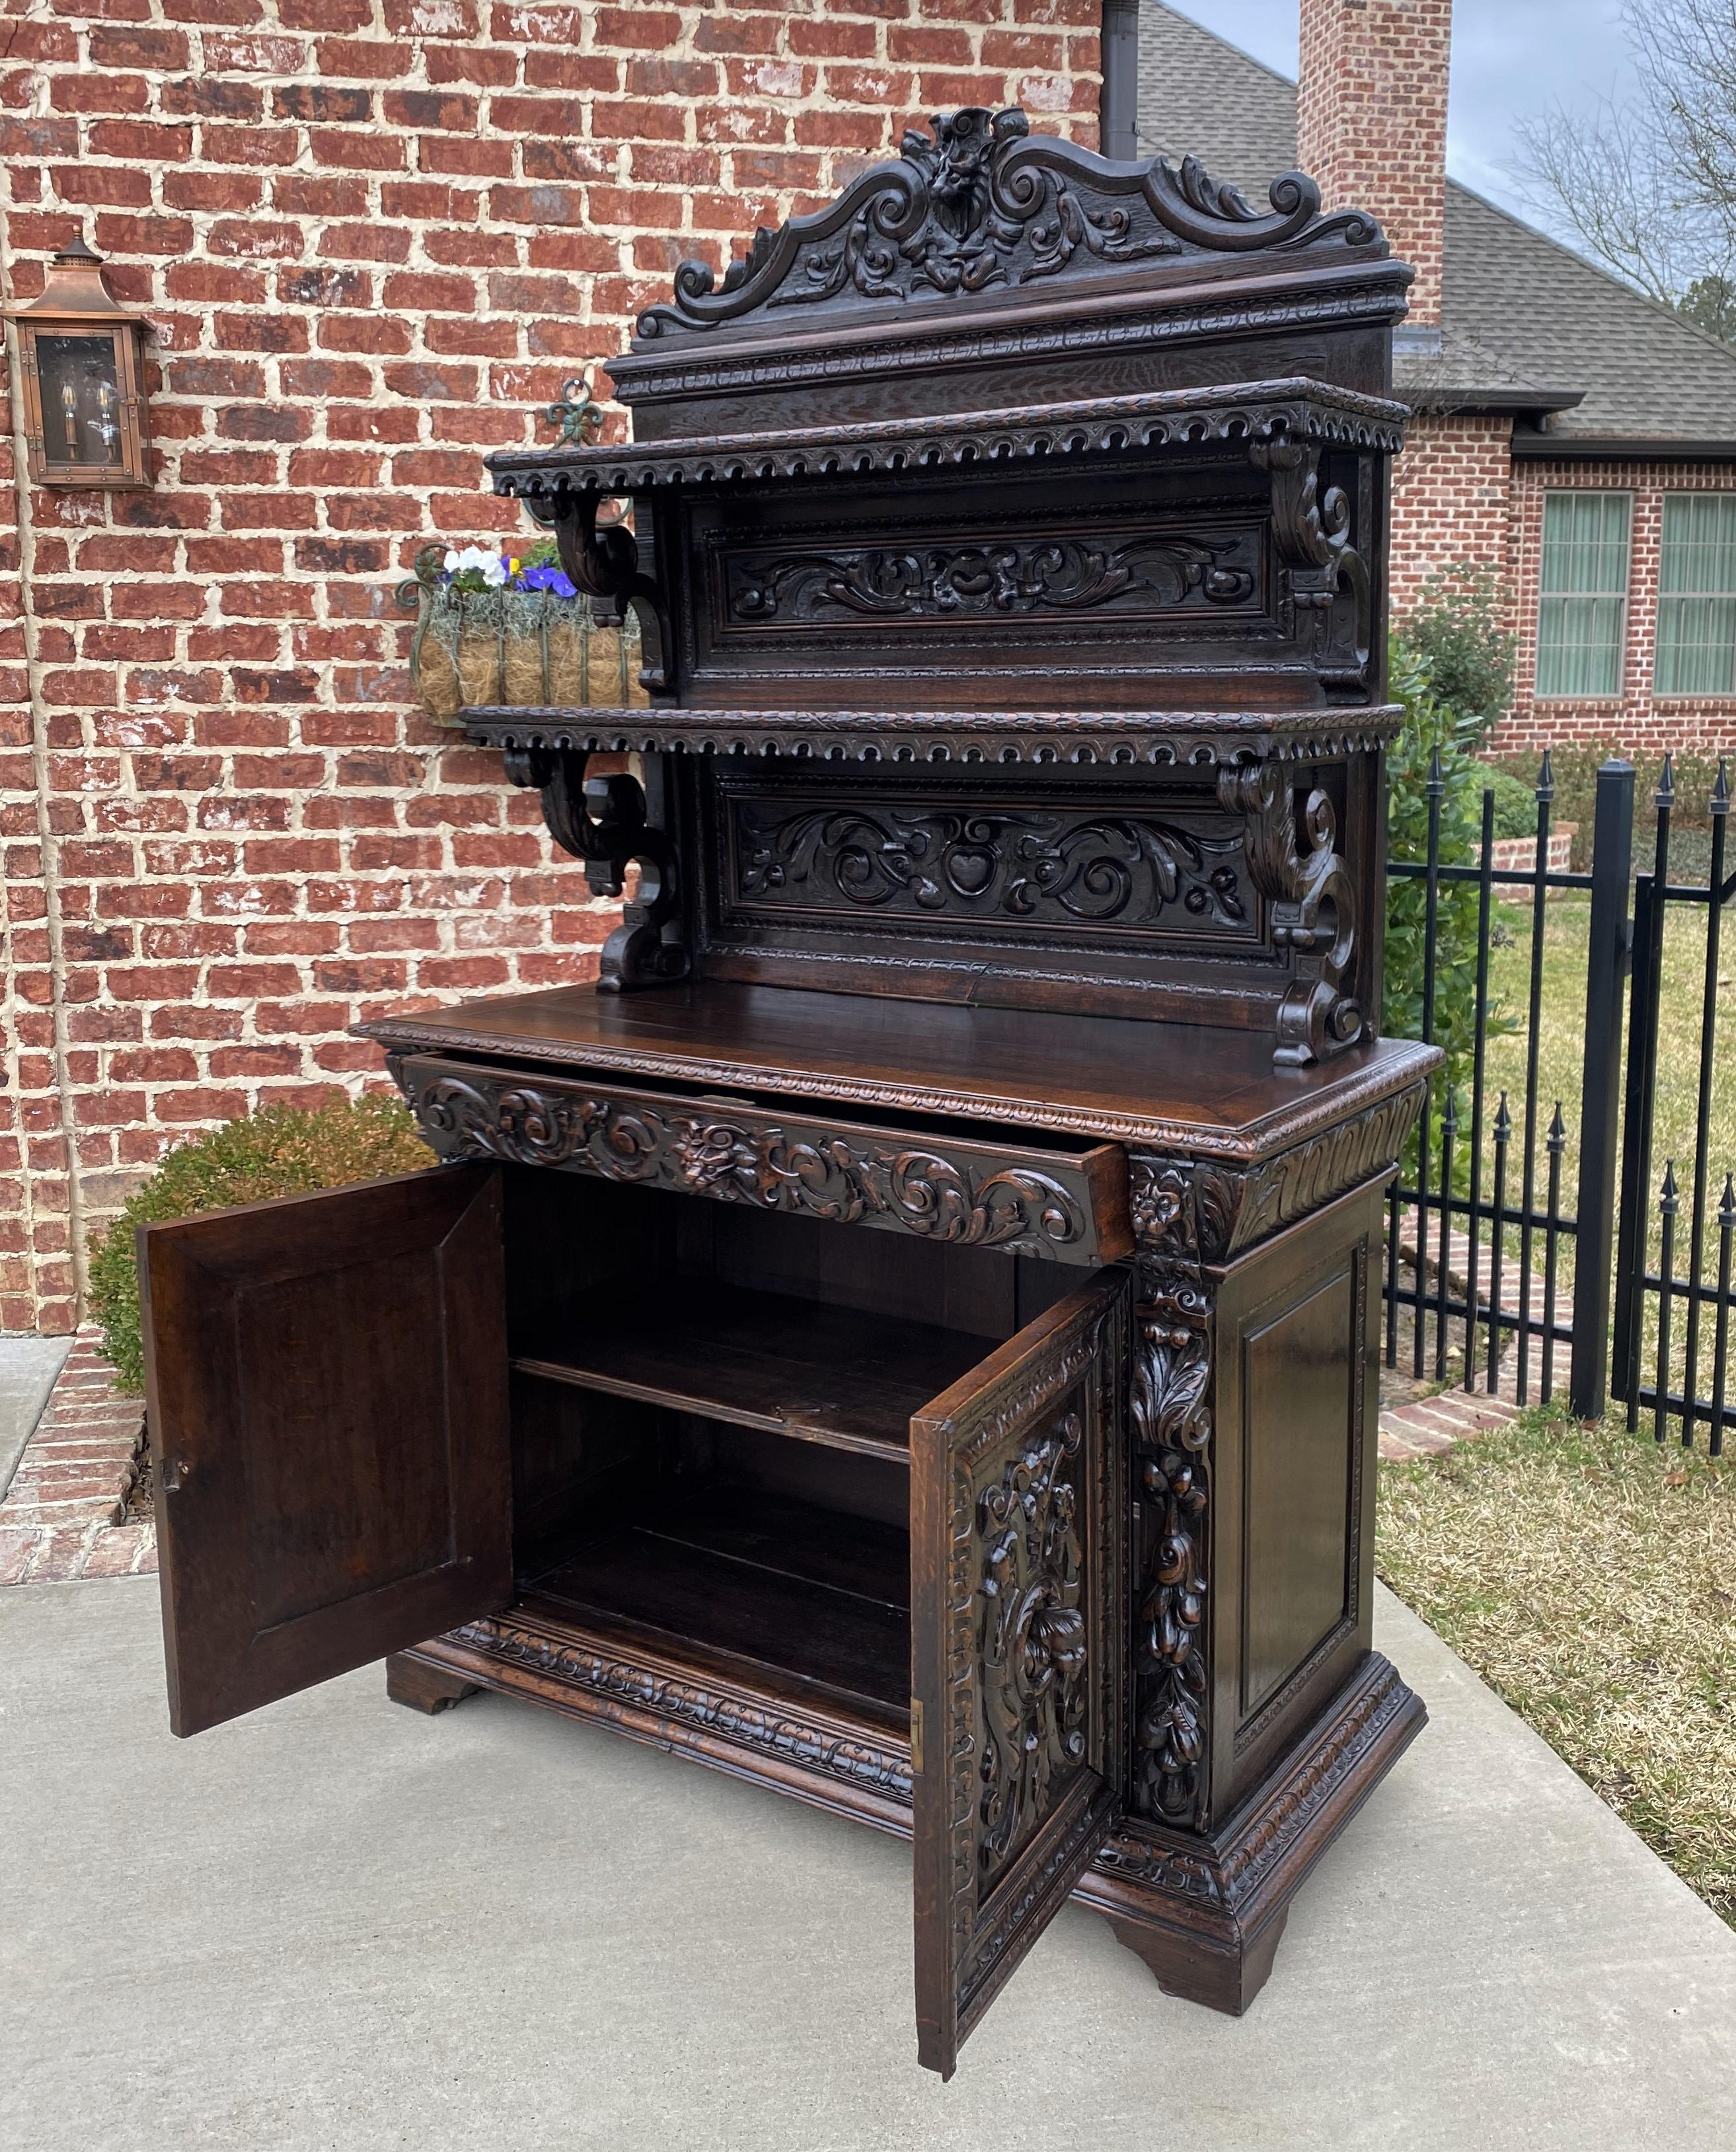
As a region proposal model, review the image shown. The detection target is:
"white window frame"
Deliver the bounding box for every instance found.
[1535,490,1631,700]
[1655,492,1736,698]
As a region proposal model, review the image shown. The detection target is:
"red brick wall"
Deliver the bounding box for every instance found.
[1297,0,1451,326]
[1388,412,1514,618]
[0,0,1103,1333]
[1499,459,1736,757]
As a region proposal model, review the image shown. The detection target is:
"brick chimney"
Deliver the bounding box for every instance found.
[1297,0,1453,330]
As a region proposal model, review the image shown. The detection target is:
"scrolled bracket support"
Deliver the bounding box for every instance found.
[546,489,673,698]
[1248,435,1371,689]
[503,745,689,992]
[1218,759,1361,1067]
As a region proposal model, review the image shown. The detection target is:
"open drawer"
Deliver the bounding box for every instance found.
[392,1051,1132,1268]
[139,1162,1131,2079]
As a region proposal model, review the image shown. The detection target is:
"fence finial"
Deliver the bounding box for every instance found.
[1547,1101,1566,1150]
[1426,745,1444,797]
[1657,752,1676,811]
[1536,748,1554,803]
[1713,758,1730,815]
[1720,1173,1736,1226]
[1661,1158,1680,1208]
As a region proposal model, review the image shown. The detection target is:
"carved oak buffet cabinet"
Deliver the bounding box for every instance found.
[141,111,1437,2081]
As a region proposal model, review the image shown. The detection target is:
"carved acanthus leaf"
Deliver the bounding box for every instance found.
[1131,1280,1213,1828]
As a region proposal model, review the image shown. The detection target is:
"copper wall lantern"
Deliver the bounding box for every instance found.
[5,237,152,490]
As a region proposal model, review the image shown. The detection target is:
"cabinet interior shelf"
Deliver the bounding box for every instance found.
[512,1284,993,1464]
[521,1489,912,1715]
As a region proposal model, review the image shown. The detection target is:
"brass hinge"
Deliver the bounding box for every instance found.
[909,1697,924,1774]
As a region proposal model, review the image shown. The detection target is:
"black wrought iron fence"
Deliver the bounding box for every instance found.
[1382,751,1735,1452]
[1613,759,1734,1450]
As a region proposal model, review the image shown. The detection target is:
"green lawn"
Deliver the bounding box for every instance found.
[1378,1407,1736,1929]
[1426,885,1734,1431]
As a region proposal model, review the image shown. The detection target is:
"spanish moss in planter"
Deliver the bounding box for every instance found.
[400,537,649,723]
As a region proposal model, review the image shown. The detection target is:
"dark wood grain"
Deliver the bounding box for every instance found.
[911,1269,1129,2080]
[142,1166,511,1738]
[364,981,1437,1159]
[514,1283,993,1462]
[524,1493,912,1711]
[150,100,1439,2077]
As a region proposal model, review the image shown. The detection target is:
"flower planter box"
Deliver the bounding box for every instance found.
[400,544,650,725]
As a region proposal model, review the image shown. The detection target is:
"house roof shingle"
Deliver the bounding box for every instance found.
[1136,1,1736,449]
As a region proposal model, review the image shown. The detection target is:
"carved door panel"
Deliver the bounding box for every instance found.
[910,1269,1129,2079]
[141,1166,511,1737]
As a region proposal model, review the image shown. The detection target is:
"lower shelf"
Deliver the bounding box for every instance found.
[513,1284,993,1464]
[521,1489,912,1715]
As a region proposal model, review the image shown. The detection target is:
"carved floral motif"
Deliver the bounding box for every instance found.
[406,1068,1093,1259]
[1128,1084,1428,1262]
[732,801,1246,930]
[977,1409,1089,1888]
[725,533,1255,624]
[1131,1280,1213,1827]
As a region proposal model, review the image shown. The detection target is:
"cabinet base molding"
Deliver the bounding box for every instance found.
[394,1614,1421,2019]
[1079,1649,1425,2013]
[385,1654,482,1715]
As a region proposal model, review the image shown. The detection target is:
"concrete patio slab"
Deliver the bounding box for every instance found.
[2,1577,1732,2152]
[0,1335,72,1504]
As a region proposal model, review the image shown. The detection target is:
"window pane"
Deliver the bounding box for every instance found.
[1657,494,1736,695]
[1536,492,1629,697]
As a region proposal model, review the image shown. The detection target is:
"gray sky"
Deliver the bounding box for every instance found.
[1158,0,1632,224]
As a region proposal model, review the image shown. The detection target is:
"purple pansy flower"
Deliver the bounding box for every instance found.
[518,563,578,598]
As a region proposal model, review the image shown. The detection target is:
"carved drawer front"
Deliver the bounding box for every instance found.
[396,1054,1131,1267]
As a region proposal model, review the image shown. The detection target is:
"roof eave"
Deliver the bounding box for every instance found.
[1397,387,1585,418]
[1510,431,1736,463]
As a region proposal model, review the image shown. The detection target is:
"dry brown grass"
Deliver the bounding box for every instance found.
[1378,1410,1736,1927]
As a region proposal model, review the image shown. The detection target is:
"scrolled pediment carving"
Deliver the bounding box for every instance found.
[637,107,1383,340]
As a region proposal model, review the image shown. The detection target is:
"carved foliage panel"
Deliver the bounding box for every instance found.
[1131,1271,1214,1828]
[718,523,1264,634]
[714,773,1259,951]
[398,1057,1111,1264]
[913,1271,1127,2069]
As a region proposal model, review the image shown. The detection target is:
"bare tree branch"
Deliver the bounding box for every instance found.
[1510,1,1736,318]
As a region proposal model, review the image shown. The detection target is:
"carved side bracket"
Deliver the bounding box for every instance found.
[548,491,671,696]
[1217,759,1361,1066]
[502,745,688,991]
[1248,437,1370,688]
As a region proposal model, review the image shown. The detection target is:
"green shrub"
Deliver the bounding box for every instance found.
[88,1094,434,1395]
[1397,564,1516,736]
[1383,638,1488,1094]
[1480,761,1542,842]
[1382,640,1519,1186]
[1488,743,1727,874]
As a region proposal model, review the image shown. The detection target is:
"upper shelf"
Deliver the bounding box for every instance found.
[485,379,1408,501]
[460,702,1407,764]
[360,978,1437,1162]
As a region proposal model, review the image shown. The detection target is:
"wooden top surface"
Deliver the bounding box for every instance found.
[361,982,1437,1160]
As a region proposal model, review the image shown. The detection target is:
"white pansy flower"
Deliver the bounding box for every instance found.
[443,547,462,573]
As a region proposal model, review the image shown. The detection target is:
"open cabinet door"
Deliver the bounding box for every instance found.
[910,1269,1130,2078]
[141,1165,511,1737]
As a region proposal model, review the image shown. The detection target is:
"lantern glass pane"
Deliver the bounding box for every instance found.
[36,334,123,466]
